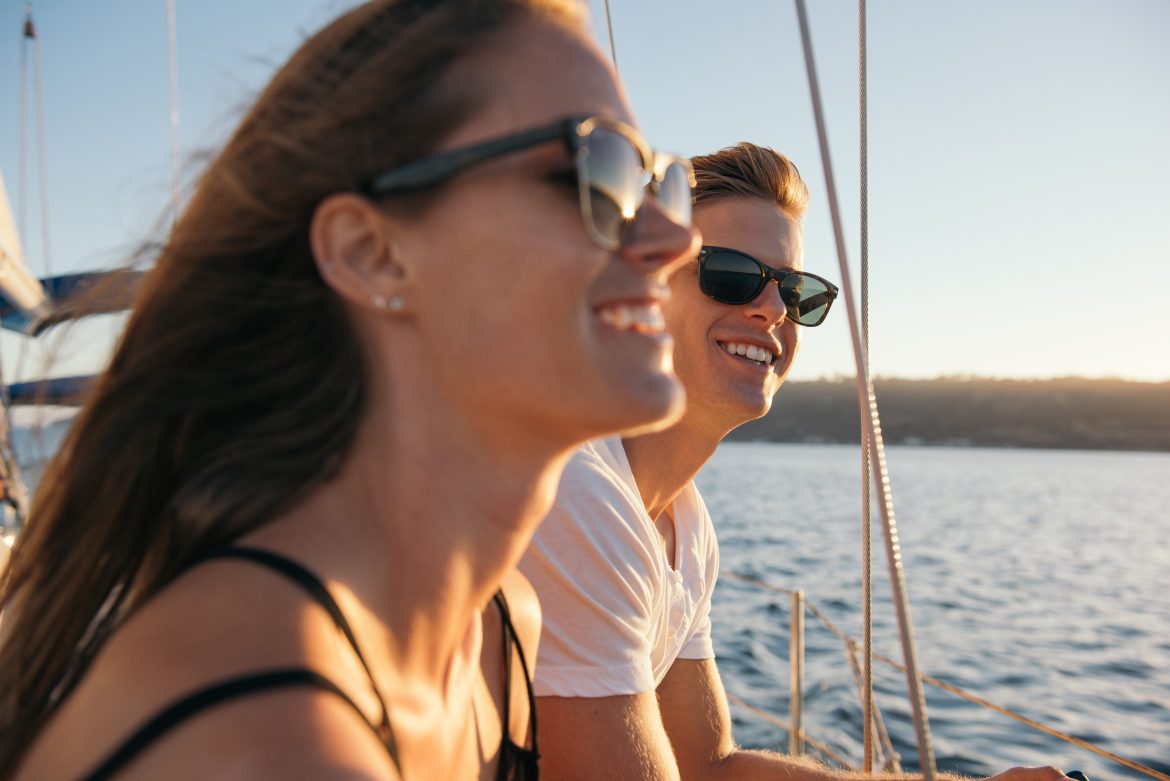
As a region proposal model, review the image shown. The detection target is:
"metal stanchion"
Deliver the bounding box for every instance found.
[789,590,805,755]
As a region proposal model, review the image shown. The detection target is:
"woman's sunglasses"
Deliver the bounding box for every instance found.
[698,246,839,327]
[364,115,695,251]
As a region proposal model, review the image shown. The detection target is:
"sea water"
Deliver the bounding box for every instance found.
[698,442,1170,779]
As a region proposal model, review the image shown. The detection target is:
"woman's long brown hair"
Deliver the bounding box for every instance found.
[0,0,581,774]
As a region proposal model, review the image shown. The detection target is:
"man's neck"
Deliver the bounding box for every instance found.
[621,414,729,521]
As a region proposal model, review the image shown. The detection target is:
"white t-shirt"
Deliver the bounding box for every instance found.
[519,437,720,697]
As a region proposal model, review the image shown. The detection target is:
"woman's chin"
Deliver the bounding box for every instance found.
[587,372,686,441]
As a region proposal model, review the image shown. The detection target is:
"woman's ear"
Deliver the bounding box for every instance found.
[310,193,414,315]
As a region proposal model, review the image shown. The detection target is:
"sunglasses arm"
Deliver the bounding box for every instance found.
[365,119,577,195]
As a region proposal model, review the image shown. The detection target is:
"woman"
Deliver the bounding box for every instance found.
[0,1,698,778]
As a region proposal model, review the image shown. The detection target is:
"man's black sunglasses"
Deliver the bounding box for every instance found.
[364,115,694,251]
[698,246,838,327]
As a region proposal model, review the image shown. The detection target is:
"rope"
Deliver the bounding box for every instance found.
[845,640,901,773]
[722,570,1170,781]
[725,693,855,770]
[858,0,874,772]
[166,0,182,219]
[722,572,843,641]
[602,0,619,71]
[790,2,936,776]
[877,653,1170,781]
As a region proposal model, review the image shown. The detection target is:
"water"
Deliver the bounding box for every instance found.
[697,442,1170,779]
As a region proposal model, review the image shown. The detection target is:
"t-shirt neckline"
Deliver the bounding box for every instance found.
[615,437,687,576]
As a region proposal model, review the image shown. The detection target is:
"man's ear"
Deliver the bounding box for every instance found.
[310,193,414,315]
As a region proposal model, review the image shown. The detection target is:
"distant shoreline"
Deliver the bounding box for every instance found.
[8,376,1170,455]
[728,377,1170,453]
[724,439,1170,457]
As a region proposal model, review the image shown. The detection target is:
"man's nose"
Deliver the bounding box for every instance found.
[743,278,788,326]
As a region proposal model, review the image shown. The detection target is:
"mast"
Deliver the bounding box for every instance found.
[0,4,58,532]
[0,173,35,531]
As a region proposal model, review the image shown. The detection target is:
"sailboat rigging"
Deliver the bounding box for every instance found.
[599,1,1164,778]
[0,4,144,532]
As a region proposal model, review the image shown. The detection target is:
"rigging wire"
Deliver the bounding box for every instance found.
[30,5,53,281]
[167,0,182,219]
[19,2,54,279]
[790,1,937,777]
[19,5,31,245]
[858,0,874,772]
[725,692,856,770]
[602,0,619,71]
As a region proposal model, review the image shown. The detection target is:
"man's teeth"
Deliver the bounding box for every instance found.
[721,341,775,365]
[597,303,666,333]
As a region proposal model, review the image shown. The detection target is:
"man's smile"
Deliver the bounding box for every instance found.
[716,339,777,367]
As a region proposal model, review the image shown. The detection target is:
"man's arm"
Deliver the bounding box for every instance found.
[660,657,846,781]
[660,658,1071,781]
[541,656,1070,781]
[537,692,681,781]
[536,661,854,781]
[535,660,899,781]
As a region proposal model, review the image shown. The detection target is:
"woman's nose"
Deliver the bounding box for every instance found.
[619,198,701,281]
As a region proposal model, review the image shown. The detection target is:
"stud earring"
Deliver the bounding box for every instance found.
[372,294,388,309]
[388,296,405,312]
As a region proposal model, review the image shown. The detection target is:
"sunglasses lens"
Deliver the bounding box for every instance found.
[779,274,834,326]
[700,251,762,304]
[581,127,644,245]
[657,161,693,228]
[701,249,836,325]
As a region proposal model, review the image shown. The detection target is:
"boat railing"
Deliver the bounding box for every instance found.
[719,571,1170,781]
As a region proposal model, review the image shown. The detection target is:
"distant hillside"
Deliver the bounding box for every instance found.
[728,378,1170,452]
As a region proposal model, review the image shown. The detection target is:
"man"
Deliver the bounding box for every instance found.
[519,143,1067,781]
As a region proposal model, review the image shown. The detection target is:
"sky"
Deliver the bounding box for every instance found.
[0,0,1168,384]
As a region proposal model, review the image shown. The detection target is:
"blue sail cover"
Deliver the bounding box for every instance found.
[7,376,93,406]
[0,271,142,334]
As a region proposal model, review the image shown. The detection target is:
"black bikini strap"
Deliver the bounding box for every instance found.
[492,590,538,755]
[197,547,394,746]
[494,591,514,730]
[82,669,371,781]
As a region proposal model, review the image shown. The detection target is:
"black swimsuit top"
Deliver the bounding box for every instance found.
[80,547,539,780]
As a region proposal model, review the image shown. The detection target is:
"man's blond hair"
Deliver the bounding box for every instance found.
[691,142,809,218]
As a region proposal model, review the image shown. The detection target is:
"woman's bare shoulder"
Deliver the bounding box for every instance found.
[113,684,400,780]
[19,682,401,780]
[16,559,391,780]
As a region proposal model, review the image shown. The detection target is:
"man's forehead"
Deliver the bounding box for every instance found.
[693,197,802,268]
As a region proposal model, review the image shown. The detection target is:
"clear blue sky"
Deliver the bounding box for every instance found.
[1,0,1167,382]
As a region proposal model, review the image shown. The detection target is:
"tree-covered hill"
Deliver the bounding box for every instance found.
[728,378,1170,452]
